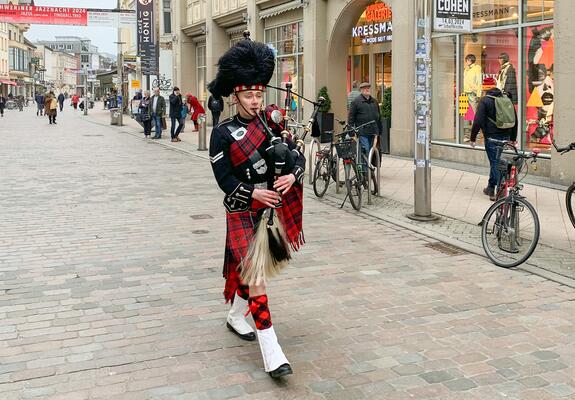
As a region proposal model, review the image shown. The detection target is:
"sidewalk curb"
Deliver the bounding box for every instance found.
[91,114,575,288]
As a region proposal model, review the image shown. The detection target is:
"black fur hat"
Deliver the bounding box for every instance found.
[207,39,275,98]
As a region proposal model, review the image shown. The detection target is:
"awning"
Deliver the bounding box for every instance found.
[259,0,303,19]
[0,79,17,86]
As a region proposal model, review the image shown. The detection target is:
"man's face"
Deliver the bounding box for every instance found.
[360,87,371,97]
[235,90,264,117]
[154,89,160,96]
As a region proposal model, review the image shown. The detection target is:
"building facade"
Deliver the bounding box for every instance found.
[172,0,571,185]
[36,36,100,94]
[8,23,35,98]
[0,22,11,96]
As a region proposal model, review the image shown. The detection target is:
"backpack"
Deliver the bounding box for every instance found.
[486,95,515,129]
[210,97,221,112]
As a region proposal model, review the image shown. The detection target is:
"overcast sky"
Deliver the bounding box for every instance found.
[26,0,119,55]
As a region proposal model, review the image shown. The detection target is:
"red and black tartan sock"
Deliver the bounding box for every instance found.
[248,295,272,330]
[236,285,250,301]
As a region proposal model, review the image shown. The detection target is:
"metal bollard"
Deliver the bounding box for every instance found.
[307,138,321,184]
[198,114,207,151]
[367,145,381,205]
[335,154,340,194]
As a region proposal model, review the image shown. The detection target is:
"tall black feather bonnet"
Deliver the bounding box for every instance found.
[207,33,275,98]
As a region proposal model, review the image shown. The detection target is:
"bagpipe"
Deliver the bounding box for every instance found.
[240,76,325,286]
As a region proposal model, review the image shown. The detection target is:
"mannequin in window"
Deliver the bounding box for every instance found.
[496,52,518,105]
[463,54,482,142]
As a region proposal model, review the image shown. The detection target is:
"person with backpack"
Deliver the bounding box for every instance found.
[208,94,224,127]
[471,77,518,201]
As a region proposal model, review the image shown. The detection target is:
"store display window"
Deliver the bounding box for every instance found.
[523,23,554,152]
[472,0,519,29]
[431,36,457,143]
[524,0,554,22]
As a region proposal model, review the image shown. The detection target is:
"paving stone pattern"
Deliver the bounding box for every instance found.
[1,108,575,399]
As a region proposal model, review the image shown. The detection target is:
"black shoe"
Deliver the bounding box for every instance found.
[226,322,256,341]
[483,187,494,196]
[152,136,161,139]
[269,363,293,379]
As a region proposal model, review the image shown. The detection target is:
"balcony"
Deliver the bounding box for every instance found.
[187,0,206,26]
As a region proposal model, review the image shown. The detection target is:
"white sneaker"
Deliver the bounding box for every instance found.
[226,297,256,341]
[256,326,291,376]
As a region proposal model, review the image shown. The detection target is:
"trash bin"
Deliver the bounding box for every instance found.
[109,108,120,125]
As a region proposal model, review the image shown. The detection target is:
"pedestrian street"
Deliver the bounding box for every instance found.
[1,107,575,399]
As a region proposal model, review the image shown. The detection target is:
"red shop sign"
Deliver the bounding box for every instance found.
[0,5,88,26]
[365,3,392,22]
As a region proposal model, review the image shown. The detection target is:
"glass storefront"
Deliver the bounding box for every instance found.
[432,0,554,154]
[347,2,393,106]
[196,44,206,101]
[265,22,304,118]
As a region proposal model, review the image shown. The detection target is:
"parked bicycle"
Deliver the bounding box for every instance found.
[553,140,575,229]
[481,138,541,268]
[334,120,379,211]
[312,118,346,197]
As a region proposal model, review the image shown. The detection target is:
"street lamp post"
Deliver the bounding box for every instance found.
[408,0,438,221]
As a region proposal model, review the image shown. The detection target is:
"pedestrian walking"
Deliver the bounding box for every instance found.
[471,77,518,201]
[0,95,6,117]
[45,93,58,124]
[150,87,166,139]
[207,94,224,127]
[169,87,184,142]
[139,90,153,139]
[72,94,79,110]
[16,95,23,112]
[180,101,189,133]
[57,93,65,112]
[186,93,205,132]
[347,80,360,110]
[348,81,382,173]
[35,93,45,116]
[207,38,306,379]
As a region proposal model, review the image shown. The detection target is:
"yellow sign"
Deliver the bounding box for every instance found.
[131,80,141,89]
[458,93,469,116]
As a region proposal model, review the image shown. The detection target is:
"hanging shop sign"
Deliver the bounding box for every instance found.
[433,0,472,33]
[352,2,393,45]
[137,0,159,76]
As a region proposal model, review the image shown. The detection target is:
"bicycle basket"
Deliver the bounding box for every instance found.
[335,140,357,160]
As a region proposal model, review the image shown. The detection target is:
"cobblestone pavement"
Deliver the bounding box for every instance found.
[2,108,575,399]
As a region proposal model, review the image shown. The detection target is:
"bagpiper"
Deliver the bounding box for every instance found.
[207,36,306,378]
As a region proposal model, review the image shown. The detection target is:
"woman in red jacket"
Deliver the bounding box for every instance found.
[186,94,205,131]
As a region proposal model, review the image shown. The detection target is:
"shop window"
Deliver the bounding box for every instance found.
[459,29,518,145]
[523,0,554,23]
[432,36,457,143]
[523,24,553,153]
[196,45,206,101]
[472,0,518,29]
[374,53,391,105]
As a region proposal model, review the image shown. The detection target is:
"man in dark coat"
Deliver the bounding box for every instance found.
[57,93,65,111]
[35,93,45,116]
[471,77,518,200]
[348,81,382,171]
[150,87,166,139]
[207,94,224,127]
[168,87,183,142]
[0,95,6,117]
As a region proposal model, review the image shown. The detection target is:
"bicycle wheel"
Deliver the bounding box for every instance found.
[313,157,331,198]
[345,162,362,211]
[566,184,575,229]
[481,196,540,268]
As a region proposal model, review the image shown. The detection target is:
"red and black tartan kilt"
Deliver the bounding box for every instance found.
[222,201,266,302]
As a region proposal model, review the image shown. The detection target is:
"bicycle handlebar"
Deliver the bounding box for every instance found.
[486,138,541,160]
[552,140,575,154]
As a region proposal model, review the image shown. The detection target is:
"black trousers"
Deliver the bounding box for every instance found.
[170,117,183,139]
[48,113,56,124]
[212,112,221,127]
[143,119,152,135]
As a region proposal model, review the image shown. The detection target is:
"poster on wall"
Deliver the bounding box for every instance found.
[525,24,554,147]
[137,0,159,76]
[433,0,472,33]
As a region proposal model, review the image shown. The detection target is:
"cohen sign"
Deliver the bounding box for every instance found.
[434,0,472,33]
